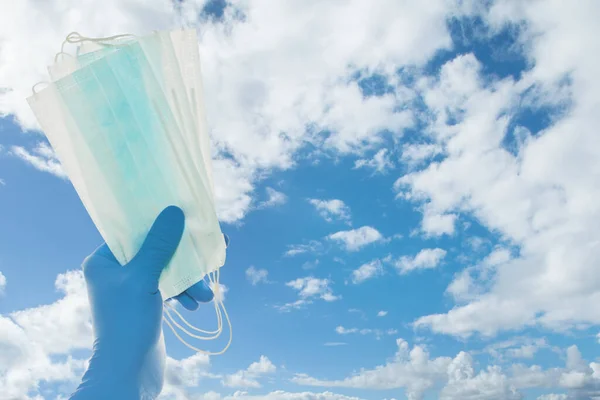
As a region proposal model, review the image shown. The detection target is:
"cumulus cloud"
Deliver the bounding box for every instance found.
[293,338,452,399]
[350,259,384,284]
[1,0,459,224]
[222,356,276,389]
[294,338,600,399]
[377,311,388,317]
[389,1,600,339]
[10,270,92,354]
[160,352,216,399]
[446,247,512,303]
[328,226,384,251]
[308,199,351,223]
[420,208,457,237]
[0,271,91,398]
[393,248,447,275]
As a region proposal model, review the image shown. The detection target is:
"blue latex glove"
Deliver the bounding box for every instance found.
[70,206,217,400]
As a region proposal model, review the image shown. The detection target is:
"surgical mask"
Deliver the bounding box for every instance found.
[27,29,231,355]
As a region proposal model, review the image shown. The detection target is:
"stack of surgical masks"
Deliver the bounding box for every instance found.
[27,30,231,354]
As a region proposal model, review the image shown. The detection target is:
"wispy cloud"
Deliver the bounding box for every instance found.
[354,148,394,174]
[0,271,6,295]
[284,240,323,257]
[10,142,66,179]
[257,187,287,209]
[277,276,340,312]
[246,266,270,285]
[324,342,348,347]
[335,326,398,339]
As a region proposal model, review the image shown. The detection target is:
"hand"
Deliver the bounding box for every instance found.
[70,206,215,400]
[172,234,229,311]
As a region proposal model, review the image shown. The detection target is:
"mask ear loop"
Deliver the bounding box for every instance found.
[163,269,233,355]
[163,275,224,335]
[53,32,137,63]
[34,32,137,94]
[162,270,224,339]
[32,82,49,94]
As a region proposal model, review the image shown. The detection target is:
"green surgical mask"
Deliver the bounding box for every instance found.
[28,30,231,355]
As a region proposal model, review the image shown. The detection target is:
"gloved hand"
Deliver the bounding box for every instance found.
[70,206,217,400]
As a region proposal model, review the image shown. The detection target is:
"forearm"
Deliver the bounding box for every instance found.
[70,350,141,400]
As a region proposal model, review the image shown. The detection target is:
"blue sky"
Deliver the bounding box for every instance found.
[1,1,600,400]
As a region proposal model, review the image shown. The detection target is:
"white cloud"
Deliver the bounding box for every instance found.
[10,270,92,354]
[393,248,447,275]
[354,148,394,174]
[537,395,568,400]
[1,0,459,225]
[212,157,254,223]
[440,352,521,400]
[206,391,364,400]
[222,356,276,388]
[293,338,452,399]
[391,2,600,339]
[160,352,216,399]
[246,266,269,285]
[446,247,512,304]
[308,199,351,223]
[401,143,442,167]
[483,337,548,361]
[0,270,91,399]
[350,260,383,284]
[328,226,384,251]
[0,178,5,186]
[324,342,347,347]
[335,326,397,339]
[0,271,6,295]
[209,282,229,303]
[258,187,287,209]
[0,314,87,399]
[284,241,322,257]
[421,208,457,237]
[10,143,66,178]
[278,277,339,311]
[377,311,388,317]
[294,338,600,399]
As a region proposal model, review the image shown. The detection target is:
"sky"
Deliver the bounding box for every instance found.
[1,0,600,399]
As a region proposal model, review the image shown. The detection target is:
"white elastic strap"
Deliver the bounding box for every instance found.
[32,81,49,94]
[162,271,224,338]
[54,31,136,62]
[164,282,223,335]
[162,269,233,355]
[163,297,223,339]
